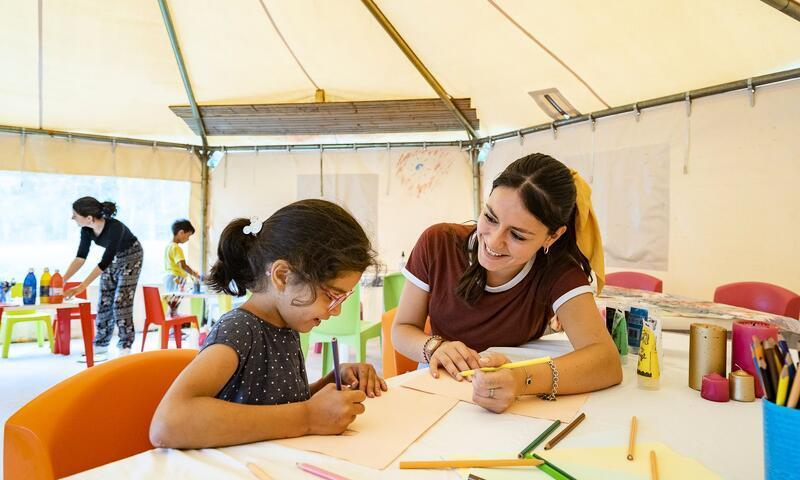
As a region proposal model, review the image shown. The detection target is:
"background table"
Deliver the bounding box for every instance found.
[67,332,765,479]
[599,286,800,335]
[0,300,96,367]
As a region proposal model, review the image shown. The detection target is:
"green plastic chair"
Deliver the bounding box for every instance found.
[382,272,406,312]
[302,284,382,376]
[1,284,54,358]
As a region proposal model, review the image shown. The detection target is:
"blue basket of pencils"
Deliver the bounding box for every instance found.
[763,398,800,480]
[755,333,800,480]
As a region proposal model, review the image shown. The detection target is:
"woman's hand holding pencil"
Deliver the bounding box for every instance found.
[471,353,521,413]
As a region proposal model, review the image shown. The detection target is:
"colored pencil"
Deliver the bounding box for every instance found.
[331,337,342,390]
[544,413,586,450]
[650,451,659,480]
[776,365,790,406]
[770,341,785,369]
[400,458,542,469]
[246,462,274,480]
[537,463,570,480]
[458,356,552,377]
[751,345,768,400]
[753,337,775,401]
[627,416,638,461]
[786,353,796,379]
[777,333,790,358]
[786,362,800,409]
[763,343,780,392]
[297,463,352,480]
[532,453,578,480]
[518,420,561,458]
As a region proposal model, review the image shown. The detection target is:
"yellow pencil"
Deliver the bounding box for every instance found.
[650,451,659,480]
[787,362,800,409]
[246,462,274,480]
[776,364,789,406]
[400,458,543,469]
[458,356,552,377]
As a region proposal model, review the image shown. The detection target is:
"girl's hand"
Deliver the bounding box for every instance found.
[307,383,366,435]
[429,341,482,380]
[471,352,518,413]
[339,363,388,398]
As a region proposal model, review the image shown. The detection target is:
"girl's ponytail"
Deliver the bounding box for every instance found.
[207,218,261,296]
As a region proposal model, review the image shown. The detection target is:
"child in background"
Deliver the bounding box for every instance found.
[164,219,200,293]
[150,199,387,448]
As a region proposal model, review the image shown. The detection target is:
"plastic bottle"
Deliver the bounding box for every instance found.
[50,269,64,304]
[22,269,37,305]
[637,316,661,390]
[40,268,51,304]
[627,307,647,355]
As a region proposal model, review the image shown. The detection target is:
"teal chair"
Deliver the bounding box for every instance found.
[1,284,54,358]
[382,272,406,312]
[303,284,382,376]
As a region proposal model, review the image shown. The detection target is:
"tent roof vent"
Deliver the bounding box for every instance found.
[528,88,580,120]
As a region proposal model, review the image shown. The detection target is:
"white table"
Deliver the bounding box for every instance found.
[67,332,763,479]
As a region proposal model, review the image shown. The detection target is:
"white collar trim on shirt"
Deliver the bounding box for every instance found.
[469,231,536,293]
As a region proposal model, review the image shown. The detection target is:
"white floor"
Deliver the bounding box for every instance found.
[0,331,383,479]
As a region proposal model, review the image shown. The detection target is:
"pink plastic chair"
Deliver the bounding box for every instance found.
[605,272,663,293]
[713,282,800,318]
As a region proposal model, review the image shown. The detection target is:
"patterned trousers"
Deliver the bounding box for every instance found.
[95,241,143,349]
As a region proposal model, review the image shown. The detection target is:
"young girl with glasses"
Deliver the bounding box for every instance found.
[150,199,387,448]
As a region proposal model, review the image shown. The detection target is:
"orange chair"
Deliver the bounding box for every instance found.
[4,349,197,480]
[713,282,800,318]
[381,308,430,378]
[605,271,663,293]
[140,286,199,352]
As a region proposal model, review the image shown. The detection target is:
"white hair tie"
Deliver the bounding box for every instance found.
[242,217,262,236]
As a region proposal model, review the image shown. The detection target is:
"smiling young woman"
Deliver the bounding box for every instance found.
[392,153,621,414]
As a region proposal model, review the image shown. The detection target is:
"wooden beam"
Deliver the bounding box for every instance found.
[170,98,479,136]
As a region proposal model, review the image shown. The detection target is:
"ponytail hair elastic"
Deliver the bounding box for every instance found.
[242,216,262,236]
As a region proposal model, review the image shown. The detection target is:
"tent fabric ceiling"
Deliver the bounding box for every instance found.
[1,0,799,147]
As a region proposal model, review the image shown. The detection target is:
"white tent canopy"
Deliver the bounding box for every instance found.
[2,1,800,301]
[2,0,799,146]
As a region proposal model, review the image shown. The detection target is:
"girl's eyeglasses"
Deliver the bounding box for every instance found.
[322,287,355,312]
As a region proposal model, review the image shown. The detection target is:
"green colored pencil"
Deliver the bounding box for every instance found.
[537,463,570,480]
[532,453,578,480]
[518,420,561,458]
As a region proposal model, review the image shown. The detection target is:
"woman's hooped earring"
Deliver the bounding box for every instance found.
[543,245,550,255]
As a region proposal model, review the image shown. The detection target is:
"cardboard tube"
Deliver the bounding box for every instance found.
[689,323,727,391]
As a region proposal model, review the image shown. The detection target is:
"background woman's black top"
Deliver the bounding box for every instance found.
[76,218,138,270]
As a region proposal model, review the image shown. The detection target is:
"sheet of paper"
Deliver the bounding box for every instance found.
[458,442,722,480]
[401,370,587,423]
[274,386,458,470]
